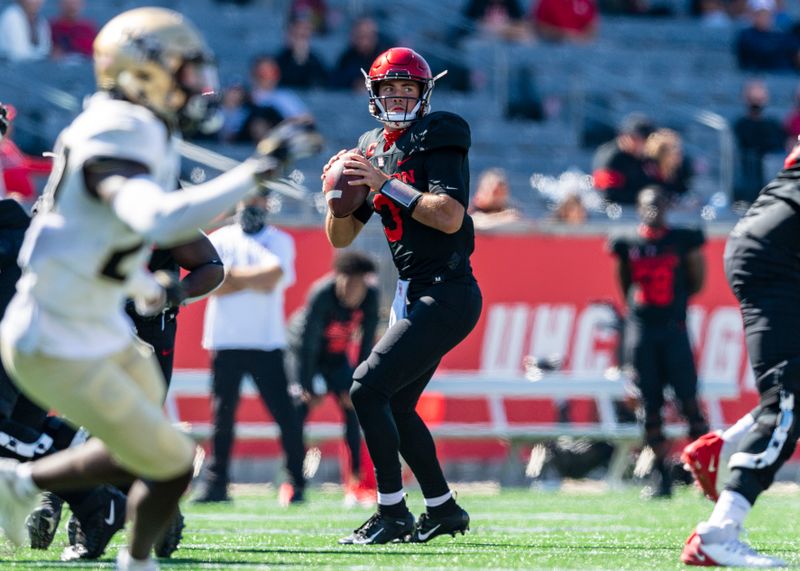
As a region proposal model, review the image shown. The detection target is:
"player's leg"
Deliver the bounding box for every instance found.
[345,280,481,544]
[250,349,306,505]
[0,341,195,564]
[326,363,367,504]
[195,349,245,502]
[134,316,178,389]
[627,324,670,497]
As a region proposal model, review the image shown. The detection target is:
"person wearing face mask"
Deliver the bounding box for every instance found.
[286,251,379,506]
[196,194,307,505]
[607,186,708,500]
[733,80,786,205]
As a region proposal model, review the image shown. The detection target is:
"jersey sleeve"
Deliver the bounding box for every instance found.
[682,228,706,252]
[296,284,330,391]
[423,148,469,206]
[411,112,471,153]
[606,234,628,258]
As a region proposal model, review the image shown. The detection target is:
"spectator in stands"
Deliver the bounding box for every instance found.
[530,0,599,44]
[49,0,96,59]
[733,80,786,204]
[553,193,588,225]
[608,186,708,499]
[331,17,386,91]
[196,194,307,506]
[783,85,800,147]
[643,129,691,200]
[248,55,312,120]
[0,0,51,62]
[218,80,250,143]
[457,0,531,42]
[695,0,733,27]
[469,168,524,229]
[592,112,655,205]
[289,0,329,35]
[0,104,50,206]
[275,16,329,90]
[735,0,800,72]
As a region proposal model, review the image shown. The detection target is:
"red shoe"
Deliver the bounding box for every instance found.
[681,432,723,502]
[681,530,718,566]
[277,483,305,507]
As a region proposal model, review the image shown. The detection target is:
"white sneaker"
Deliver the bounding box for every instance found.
[116,547,160,570]
[0,459,40,546]
[681,521,786,567]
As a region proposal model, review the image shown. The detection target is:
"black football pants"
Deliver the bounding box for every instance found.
[207,349,306,490]
[724,226,800,505]
[350,279,482,498]
[625,320,708,450]
[131,314,178,389]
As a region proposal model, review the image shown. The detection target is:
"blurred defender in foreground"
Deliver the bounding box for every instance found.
[0,7,319,570]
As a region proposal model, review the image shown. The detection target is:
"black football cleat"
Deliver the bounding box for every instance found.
[339,511,414,545]
[60,485,127,561]
[410,506,470,543]
[154,508,185,558]
[27,492,64,549]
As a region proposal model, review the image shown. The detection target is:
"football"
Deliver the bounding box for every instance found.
[323,153,371,218]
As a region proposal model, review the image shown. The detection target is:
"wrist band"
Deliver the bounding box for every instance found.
[380,178,422,213]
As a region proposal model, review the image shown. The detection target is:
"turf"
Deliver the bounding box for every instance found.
[2,483,799,569]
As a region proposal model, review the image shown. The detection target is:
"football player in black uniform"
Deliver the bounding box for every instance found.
[322,47,482,545]
[680,144,800,568]
[608,186,708,499]
[286,251,378,501]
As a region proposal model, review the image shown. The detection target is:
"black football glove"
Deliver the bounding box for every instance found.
[153,270,186,310]
[250,119,323,191]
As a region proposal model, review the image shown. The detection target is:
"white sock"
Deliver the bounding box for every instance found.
[14,463,40,499]
[377,489,405,506]
[721,414,756,459]
[707,490,751,530]
[423,491,452,508]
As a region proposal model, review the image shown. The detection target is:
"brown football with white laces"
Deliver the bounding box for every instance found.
[323,153,370,218]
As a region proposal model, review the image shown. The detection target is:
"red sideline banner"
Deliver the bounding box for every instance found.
[173,228,758,431]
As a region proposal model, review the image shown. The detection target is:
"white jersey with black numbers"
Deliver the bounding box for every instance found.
[1,93,181,359]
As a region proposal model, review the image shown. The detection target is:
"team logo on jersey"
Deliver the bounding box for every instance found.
[366,142,378,158]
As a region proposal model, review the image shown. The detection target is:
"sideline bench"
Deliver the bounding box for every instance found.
[168,370,738,485]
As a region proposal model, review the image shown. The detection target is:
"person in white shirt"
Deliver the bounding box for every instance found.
[0,7,319,570]
[197,194,307,506]
[0,0,51,62]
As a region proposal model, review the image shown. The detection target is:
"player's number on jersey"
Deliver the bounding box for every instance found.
[632,264,675,306]
[372,194,403,242]
[100,242,144,282]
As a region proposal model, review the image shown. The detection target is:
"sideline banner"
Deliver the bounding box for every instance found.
[174,228,755,411]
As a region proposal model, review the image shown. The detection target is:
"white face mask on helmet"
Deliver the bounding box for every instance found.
[362,47,446,129]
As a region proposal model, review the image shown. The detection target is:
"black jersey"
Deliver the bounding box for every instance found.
[125,247,181,322]
[351,111,475,285]
[609,227,705,324]
[287,276,379,390]
[0,200,29,318]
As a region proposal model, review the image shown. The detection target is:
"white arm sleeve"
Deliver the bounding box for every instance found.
[111,160,259,246]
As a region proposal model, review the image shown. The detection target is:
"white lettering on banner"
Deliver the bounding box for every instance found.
[481,304,530,373]
[698,307,743,385]
[571,304,617,375]
[687,306,706,352]
[480,304,747,392]
[528,305,575,364]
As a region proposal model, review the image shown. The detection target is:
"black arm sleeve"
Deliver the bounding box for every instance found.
[423,148,469,207]
[357,287,379,364]
[296,290,330,391]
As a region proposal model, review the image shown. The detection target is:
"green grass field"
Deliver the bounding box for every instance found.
[3,483,799,569]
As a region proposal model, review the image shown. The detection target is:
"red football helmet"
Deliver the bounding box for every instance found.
[362,47,447,128]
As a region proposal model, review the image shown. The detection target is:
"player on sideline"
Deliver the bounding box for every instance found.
[285,251,379,505]
[680,142,800,568]
[607,186,708,499]
[322,47,482,545]
[0,7,318,570]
